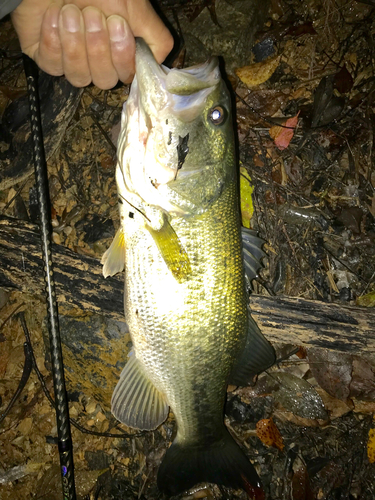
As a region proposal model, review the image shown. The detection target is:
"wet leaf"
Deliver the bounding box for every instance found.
[0,85,27,101]
[305,457,331,478]
[291,465,314,500]
[354,401,375,413]
[17,417,33,436]
[100,154,114,170]
[36,466,67,500]
[308,348,352,401]
[269,112,300,150]
[273,372,328,420]
[335,206,363,234]
[273,409,322,427]
[313,461,347,496]
[236,55,280,87]
[316,388,353,419]
[334,65,354,94]
[256,417,284,451]
[188,0,219,24]
[76,469,108,498]
[357,291,375,307]
[367,428,375,463]
[350,357,375,400]
[296,347,307,359]
[286,22,317,38]
[240,166,254,228]
[236,88,289,122]
[311,76,345,127]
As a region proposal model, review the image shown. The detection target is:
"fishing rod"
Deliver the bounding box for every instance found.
[22,54,77,500]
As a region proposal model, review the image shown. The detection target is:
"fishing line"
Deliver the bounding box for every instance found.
[118,192,151,222]
[22,55,77,500]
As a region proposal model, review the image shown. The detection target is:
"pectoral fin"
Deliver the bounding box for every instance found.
[111,353,169,430]
[146,218,191,283]
[241,227,266,284]
[101,227,125,278]
[229,312,276,386]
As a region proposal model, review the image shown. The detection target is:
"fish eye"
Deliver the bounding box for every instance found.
[209,106,226,125]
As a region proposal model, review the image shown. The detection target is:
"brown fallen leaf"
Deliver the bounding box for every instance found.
[286,22,317,38]
[292,465,314,500]
[353,400,375,413]
[307,348,352,401]
[256,417,284,451]
[315,387,353,420]
[17,417,33,436]
[269,112,300,150]
[273,409,325,427]
[334,65,354,94]
[0,85,27,101]
[235,55,280,88]
[350,357,375,400]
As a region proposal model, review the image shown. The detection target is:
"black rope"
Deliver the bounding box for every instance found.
[22,55,76,500]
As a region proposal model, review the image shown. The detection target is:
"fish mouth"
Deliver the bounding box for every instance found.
[135,38,221,121]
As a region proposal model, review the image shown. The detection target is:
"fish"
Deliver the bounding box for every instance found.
[102,38,276,497]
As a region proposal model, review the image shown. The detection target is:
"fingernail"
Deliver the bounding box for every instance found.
[61,5,81,33]
[83,7,103,33]
[45,3,60,29]
[108,15,126,43]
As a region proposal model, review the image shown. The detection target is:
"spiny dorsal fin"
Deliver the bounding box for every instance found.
[242,227,266,284]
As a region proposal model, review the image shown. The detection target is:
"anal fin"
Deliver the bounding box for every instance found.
[111,353,169,430]
[229,312,276,386]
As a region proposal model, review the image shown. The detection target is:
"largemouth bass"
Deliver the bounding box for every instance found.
[102,39,275,497]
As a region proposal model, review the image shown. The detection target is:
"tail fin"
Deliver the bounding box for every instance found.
[157,429,264,498]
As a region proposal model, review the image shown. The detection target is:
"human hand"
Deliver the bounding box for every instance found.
[11,0,173,89]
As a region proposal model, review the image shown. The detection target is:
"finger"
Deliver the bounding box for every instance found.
[107,15,135,84]
[59,4,91,87]
[126,0,174,63]
[82,7,118,89]
[36,2,64,76]
[60,0,173,64]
